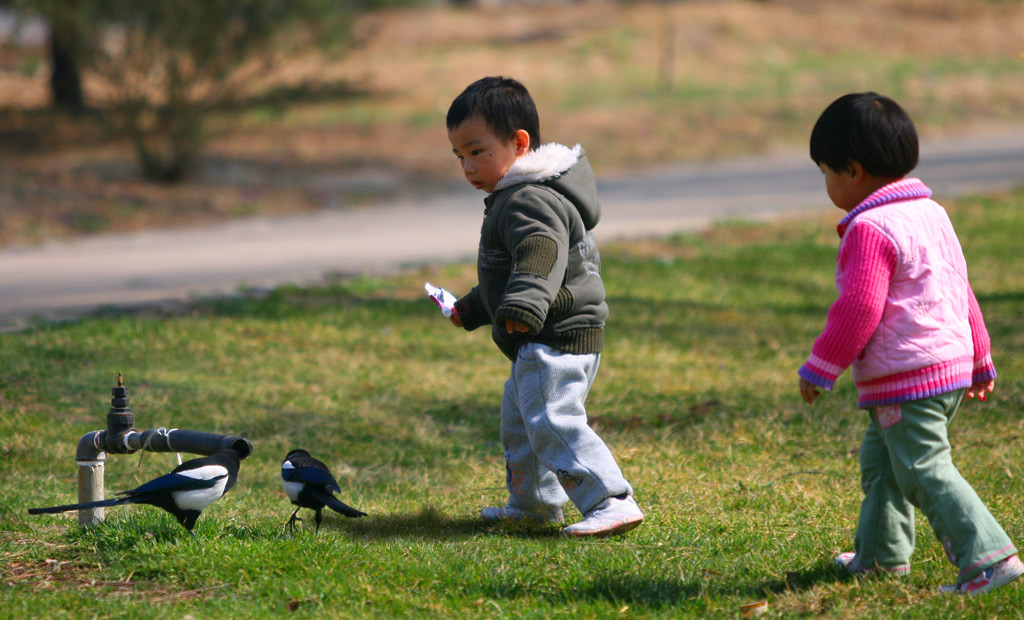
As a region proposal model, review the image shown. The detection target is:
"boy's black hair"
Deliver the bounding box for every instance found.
[810,92,918,177]
[447,76,541,150]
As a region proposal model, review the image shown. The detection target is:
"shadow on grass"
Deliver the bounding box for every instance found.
[975,289,1024,341]
[473,573,705,610]
[334,506,562,541]
[471,568,771,611]
[62,505,556,548]
[468,561,848,611]
[760,558,846,594]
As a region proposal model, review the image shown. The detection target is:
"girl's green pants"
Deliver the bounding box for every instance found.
[854,388,1017,583]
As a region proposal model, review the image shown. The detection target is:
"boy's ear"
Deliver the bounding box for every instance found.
[513,129,530,156]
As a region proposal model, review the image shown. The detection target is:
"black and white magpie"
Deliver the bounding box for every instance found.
[29,447,242,536]
[281,448,366,532]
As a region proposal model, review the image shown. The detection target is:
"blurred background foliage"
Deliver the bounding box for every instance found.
[0,0,1020,245]
[8,0,392,181]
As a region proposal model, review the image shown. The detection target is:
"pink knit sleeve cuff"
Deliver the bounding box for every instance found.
[972,353,997,384]
[798,355,840,391]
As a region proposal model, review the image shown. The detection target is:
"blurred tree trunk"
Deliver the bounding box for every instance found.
[15,0,368,182]
[47,0,84,111]
[49,21,84,111]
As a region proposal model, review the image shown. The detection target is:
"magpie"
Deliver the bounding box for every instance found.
[29,447,242,536]
[281,449,366,532]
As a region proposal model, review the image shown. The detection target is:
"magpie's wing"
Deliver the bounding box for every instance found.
[124,470,226,498]
[283,465,341,493]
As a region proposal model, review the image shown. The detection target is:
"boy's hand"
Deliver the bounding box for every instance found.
[799,377,821,404]
[964,379,995,403]
[449,309,462,328]
[504,319,529,334]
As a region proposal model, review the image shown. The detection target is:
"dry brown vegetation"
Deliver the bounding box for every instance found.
[0,0,1021,246]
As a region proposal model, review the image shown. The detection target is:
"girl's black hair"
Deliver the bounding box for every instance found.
[447,76,541,150]
[810,92,918,177]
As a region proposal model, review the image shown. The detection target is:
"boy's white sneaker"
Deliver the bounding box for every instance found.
[939,554,1024,596]
[561,495,643,538]
[481,505,564,524]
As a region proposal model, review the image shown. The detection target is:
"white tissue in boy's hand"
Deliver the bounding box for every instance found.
[424,282,458,317]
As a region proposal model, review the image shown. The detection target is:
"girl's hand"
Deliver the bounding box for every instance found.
[449,310,462,328]
[799,377,821,404]
[964,379,995,402]
[504,319,529,334]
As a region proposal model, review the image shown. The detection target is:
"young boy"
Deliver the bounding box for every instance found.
[798,92,1022,595]
[445,76,642,537]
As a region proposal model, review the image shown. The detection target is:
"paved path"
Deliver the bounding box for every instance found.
[1,130,1022,326]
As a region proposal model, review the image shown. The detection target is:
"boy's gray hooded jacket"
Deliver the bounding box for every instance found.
[454,143,608,361]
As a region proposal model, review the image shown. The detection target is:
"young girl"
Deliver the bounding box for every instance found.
[798,92,1021,595]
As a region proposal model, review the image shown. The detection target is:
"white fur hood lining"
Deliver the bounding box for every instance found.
[493,143,582,192]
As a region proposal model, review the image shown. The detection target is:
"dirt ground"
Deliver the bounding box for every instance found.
[0,0,1021,247]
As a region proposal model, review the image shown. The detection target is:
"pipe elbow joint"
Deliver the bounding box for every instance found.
[76,431,106,463]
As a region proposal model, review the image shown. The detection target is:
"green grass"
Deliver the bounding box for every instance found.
[3,189,1024,618]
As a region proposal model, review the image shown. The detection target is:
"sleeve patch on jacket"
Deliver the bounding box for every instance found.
[550,287,574,317]
[513,235,558,278]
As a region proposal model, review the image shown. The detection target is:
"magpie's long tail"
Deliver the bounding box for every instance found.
[28,497,133,515]
[314,491,367,518]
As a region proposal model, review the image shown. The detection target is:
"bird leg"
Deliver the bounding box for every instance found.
[285,507,304,534]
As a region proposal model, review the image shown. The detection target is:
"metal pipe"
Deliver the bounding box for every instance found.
[73,428,251,525]
[71,374,253,525]
[75,431,106,526]
[122,428,253,460]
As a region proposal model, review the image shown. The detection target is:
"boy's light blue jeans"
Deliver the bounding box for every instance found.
[500,342,632,516]
[855,389,1017,583]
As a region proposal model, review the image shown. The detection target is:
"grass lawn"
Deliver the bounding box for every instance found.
[2,188,1024,618]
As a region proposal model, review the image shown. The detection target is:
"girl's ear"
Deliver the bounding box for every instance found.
[847,160,866,184]
[513,129,530,156]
